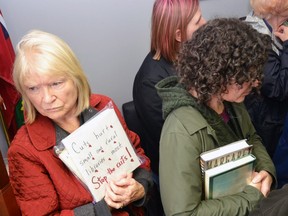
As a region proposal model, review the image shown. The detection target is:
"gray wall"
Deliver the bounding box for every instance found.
[0,0,251,158]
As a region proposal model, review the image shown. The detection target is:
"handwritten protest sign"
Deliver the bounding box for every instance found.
[57,106,141,202]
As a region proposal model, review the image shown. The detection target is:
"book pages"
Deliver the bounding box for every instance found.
[200,139,252,171]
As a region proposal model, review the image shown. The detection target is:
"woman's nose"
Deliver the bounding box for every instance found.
[42,87,55,103]
[252,79,260,88]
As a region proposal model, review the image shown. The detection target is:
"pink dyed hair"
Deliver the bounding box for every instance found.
[151,0,199,62]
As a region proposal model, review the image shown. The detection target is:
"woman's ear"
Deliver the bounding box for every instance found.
[175,29,182,42]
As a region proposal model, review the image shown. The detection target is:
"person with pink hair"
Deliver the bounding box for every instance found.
[133,0,206,215]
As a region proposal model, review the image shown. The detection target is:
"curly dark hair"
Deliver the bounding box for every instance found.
[176,18,271,103]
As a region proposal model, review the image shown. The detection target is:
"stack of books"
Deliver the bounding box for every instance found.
[200,139,255,199]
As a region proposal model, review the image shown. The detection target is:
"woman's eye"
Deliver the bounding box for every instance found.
[50,81,65,89]
[52,82,61,86]
[28,86,39,92]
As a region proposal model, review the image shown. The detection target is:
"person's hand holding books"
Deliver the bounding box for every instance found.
[251,170,274,197]
[249,171,262,192]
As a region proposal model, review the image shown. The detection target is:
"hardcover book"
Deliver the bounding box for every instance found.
[200,139,252,171]
[204,154,256,199]
[54,103,141,202]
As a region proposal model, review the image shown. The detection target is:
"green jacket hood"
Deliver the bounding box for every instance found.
[156,76,195,120]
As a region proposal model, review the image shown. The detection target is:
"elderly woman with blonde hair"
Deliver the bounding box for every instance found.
[8,30,153,216]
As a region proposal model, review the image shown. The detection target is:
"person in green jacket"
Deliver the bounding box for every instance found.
[156,18,277,216]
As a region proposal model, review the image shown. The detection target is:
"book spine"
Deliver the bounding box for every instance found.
[200,159,205,180]
[201,145,252,171]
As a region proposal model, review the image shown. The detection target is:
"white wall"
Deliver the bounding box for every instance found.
[0,0,251,157]
[200,0,250,19]
[1,0,155,108]
[0,0,251,108]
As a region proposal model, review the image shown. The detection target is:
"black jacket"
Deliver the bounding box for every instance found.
[132,52,176,176]
[249,184,288,216]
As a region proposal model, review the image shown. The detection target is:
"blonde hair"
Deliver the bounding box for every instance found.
[250,0,288,18]
[13,30,91,123]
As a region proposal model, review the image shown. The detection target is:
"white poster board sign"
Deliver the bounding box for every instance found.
[56,105,141,202]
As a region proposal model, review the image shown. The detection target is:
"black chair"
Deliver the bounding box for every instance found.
[122,100,165,216]
[122,101,144,143]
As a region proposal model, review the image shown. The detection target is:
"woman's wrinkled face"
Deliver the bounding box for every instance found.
[186,8,206,40]
[23,71,78,122]
[266,11,288,30]
[221,80,259,103]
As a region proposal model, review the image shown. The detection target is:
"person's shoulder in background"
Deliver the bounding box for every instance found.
[249,184,288,216]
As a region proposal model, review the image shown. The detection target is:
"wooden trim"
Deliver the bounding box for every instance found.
[0,151,21,216]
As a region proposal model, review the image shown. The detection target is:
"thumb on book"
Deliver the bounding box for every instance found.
[252,171,261,184]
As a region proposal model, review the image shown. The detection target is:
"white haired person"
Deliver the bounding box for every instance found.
[243,0,288,188]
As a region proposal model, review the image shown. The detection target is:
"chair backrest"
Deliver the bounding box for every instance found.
[122,101,144,139]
